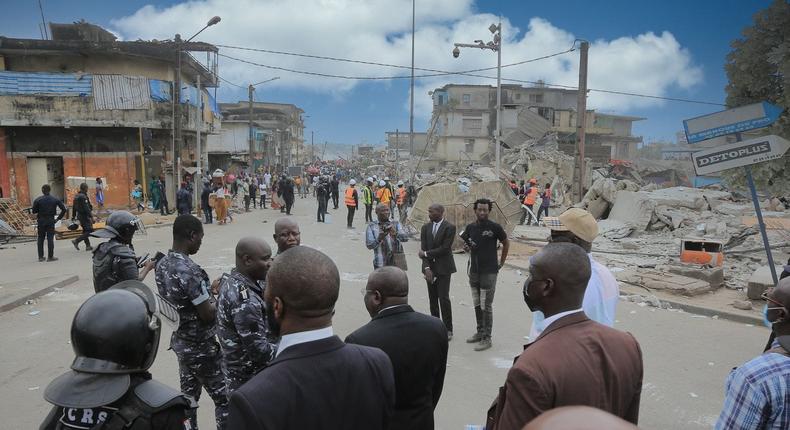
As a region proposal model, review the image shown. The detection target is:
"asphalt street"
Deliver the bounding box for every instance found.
[0,195,771,429]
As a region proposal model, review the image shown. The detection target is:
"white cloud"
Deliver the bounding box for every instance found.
[111,0,703,118]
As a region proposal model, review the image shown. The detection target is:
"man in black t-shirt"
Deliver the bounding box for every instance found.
[460,198,509,351]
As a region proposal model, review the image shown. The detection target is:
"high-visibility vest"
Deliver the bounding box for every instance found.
[362,186,373,205]
[524,187,538,205]
[377,187,392,204]
[397,187,407,205]
[345,187,357,207]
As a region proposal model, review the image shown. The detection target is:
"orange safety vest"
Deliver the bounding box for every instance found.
[344,187,357,207]
[524,187,538,205]
[377,187,392,204]
[397,187,407,205]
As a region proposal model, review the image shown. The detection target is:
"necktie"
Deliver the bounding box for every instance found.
[432,223,439,237]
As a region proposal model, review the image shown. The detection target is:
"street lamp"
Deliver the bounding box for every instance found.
[173,16,221,203]
[453,21,502,179]
[248,77,280,173]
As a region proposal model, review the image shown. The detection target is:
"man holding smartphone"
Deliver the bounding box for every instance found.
[91,210,155,293]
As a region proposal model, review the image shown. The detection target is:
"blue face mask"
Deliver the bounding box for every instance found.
[763,304,773,328]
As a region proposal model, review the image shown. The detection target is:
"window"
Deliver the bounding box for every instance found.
[515,93,521,100]
[465,139,475,153]
[462,118,482,133]
[528,93,544,103]
[462,94,471,105]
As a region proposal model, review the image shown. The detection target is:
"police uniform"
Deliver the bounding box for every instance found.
[40,286,196,430]
[92,239,139,293]
[31,193,67,261]
[40,374,195,430]
[155,251,228,430]
[217,270,276,392]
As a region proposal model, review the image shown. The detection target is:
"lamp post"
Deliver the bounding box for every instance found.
[452,21,502,179]
[248,77,280,173]
[173,15,221,200]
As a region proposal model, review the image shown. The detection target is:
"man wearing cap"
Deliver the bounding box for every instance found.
[345,179,360,229]
[529,208,620,341]
[384,177,396,212]
[376,180,393,207]
[362,178,375,223]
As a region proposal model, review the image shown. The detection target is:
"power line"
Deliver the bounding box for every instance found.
[215,43,576,75]
[218,52,725,106]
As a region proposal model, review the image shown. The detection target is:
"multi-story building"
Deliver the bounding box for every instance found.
[208,101,304,174]
[0,21,219,207]
[385,131,427,155]
[429,83,645,166]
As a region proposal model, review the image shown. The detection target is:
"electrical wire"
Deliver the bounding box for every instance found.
[218,52,725,106]
[215,43,576,75]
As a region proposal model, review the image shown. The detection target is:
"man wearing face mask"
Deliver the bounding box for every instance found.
[217,237,277,393]
[487,243,643,429]
[228,246,396,430]
[715,277,790,430]
[527,208,620,341]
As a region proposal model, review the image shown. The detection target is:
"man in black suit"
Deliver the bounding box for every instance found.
[419,203,457,339]
[228,246,395,430]
[346,267,449,430]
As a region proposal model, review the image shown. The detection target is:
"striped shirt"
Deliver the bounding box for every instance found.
[715,340,790,429]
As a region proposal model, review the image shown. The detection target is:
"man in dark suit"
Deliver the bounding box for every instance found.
[419,203,457,339]
[346,267,448,430]
[487,243,643,429]
[228,246,395,430]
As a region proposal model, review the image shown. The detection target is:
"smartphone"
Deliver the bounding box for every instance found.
[152,251,166,264]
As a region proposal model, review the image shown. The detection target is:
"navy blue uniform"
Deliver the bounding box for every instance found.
[32,194,66,260]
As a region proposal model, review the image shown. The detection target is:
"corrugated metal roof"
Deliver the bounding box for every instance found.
[92,74,151,110]
[0,70,92,96]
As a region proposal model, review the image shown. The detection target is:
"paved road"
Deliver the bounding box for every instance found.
[0,195,771,429]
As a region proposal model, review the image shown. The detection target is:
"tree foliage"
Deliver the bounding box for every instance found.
[722,0,790,195]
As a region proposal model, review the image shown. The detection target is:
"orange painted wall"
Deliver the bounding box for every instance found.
[62,154,137,209]
[7,154,138,208]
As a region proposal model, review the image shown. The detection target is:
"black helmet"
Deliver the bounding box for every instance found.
[91,210,145,240]
[70,288,160,374]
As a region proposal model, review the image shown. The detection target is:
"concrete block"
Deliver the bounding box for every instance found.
[586,197,610,219]
[747,265,783,299]
[608,191,656,230]
[617,269,712,297]
[663,264,724,289]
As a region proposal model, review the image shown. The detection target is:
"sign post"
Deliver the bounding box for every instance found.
[684,102,786,285]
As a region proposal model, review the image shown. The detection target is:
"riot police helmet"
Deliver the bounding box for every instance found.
[91,210,145,242]
[70,286,161,374]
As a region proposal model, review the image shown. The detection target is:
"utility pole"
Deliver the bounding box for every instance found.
[409,0,415,158]
[311,131,314,163]
[248,84,254,172]
[173,34,183,200]
[195,74,201,209]
[395,129,400,180]
[575,40,589,201]
[494,20,502,180]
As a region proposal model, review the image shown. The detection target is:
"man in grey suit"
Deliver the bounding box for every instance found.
[228,246,395,430]
[419,204,457,339]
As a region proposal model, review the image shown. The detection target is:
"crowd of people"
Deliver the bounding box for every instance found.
[31,172,790,430]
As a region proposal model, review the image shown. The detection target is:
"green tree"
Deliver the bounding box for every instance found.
[722,0,790,194]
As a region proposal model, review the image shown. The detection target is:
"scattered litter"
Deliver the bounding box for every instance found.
[27,386,39,391]
[689,392,699,398]
[708,362,715,366]
[28,310,40,316]
[629,310,637,314]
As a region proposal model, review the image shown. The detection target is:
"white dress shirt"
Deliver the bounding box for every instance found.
[275,326,334,358]
[431,219,444,237]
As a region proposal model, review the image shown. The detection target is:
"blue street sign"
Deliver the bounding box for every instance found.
[683,101,784,144]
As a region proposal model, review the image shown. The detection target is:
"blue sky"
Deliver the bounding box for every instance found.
[0,0,774,149]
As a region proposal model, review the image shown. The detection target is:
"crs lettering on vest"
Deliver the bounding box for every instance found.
[59,406,117,429]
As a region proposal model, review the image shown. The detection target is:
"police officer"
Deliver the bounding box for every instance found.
[40,282,196,429]
[91,211,155,293]
[32,184,67,262]
[71,183,95,251]
[155,215,228,430]
[217,237,276,393]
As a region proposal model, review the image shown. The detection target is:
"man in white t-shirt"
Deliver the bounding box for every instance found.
[528,208,620,341]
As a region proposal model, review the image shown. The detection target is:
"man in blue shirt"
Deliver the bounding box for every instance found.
[365,204,408,269]
[716,277,790,430]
